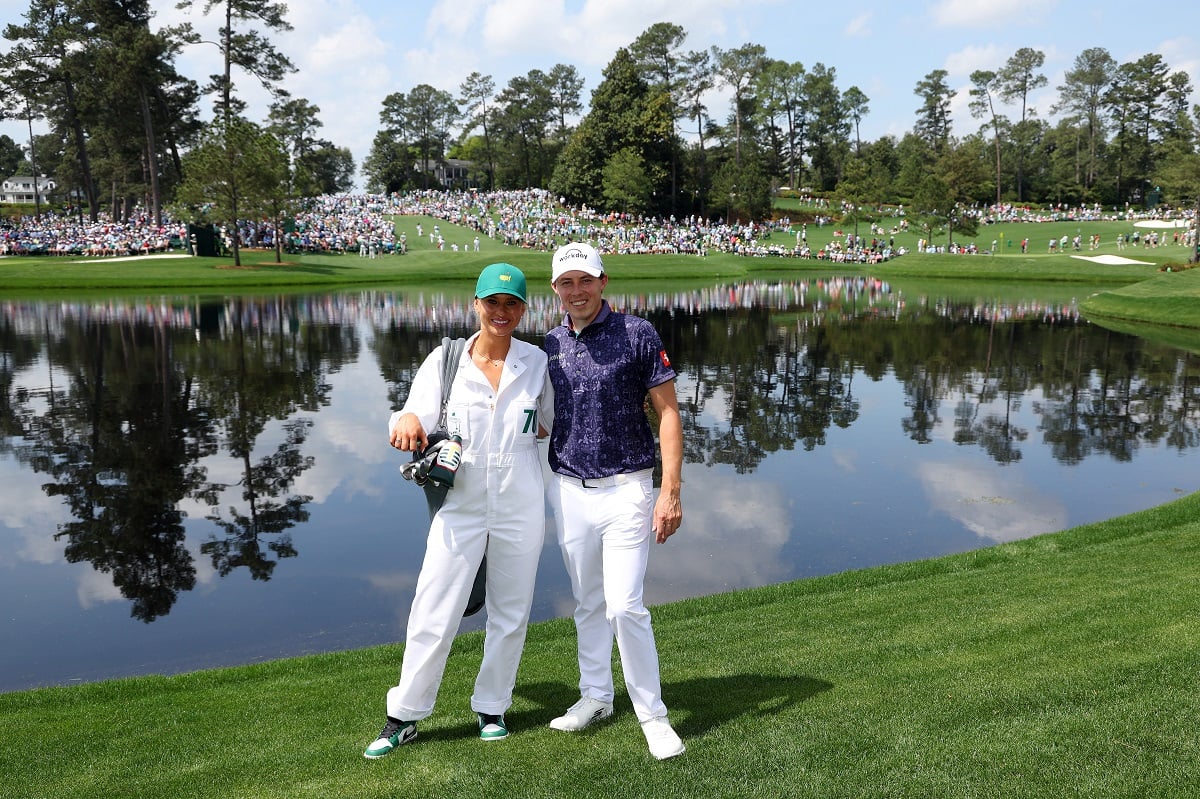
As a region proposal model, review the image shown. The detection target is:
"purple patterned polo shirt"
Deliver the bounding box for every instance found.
[545,300,677,480]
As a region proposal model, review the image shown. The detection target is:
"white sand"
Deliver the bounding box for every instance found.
[1133,219,1190,229]
[1071,254,1154,266]
[70,253,193,263]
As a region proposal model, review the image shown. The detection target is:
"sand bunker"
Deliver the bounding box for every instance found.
[1071,254,1154,266]
[70,253,192,263]
[1133,219,1190,229]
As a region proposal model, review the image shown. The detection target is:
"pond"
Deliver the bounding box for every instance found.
[2,275,1199,693]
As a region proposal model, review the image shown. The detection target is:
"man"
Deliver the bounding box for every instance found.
[543,241,686,760]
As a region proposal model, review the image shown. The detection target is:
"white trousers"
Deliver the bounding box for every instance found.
[386,461,545,721]
[549,472,668,723]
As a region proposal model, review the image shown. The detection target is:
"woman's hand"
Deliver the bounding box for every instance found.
[389,413,429,452]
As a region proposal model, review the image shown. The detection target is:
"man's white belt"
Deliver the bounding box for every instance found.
[556,468,654,488]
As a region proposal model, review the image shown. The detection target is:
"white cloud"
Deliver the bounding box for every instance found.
[292,353,395,502]
[645,469,793,604]
[831,449,859,473]
[363,569,419,631]
[0,455,70,567]
[916,461,1065,543]
[75,566,125,609]
[304,17,387,71]
[845,12,873,38]
[931,0,1056,28]
[944,43,1006,77]
[1158,36,1200,106]
[479,0,569,57]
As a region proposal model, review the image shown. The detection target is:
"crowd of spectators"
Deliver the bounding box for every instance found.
[274,194,401,256]
[380,188,904,262]
[2,189,1195,263]
[0,189,902,263]
[969,201,1195,227]
[0,211,188,257]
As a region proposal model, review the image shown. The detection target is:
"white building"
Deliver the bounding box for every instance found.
[412,158,473,188]
[0,175,55,204]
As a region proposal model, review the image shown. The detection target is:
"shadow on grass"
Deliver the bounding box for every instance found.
[509,681,596,732]
[666,673,833,738]
[220,259,362,276]
[511,673,832,739]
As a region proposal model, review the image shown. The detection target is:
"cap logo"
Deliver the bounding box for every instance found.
[499,274,511,281]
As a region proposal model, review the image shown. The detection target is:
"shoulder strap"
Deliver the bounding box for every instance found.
[435,337,466,431]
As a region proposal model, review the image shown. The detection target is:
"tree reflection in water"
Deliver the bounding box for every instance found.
[4,295,344,620]
[1,277,1199,630]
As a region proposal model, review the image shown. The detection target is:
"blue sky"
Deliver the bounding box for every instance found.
[1,0,1197,189]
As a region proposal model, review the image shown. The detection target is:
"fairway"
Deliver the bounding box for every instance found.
[1,206,1192,294]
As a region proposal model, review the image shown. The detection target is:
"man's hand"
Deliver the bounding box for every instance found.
[648,380,683,544]
[652,489,682,544]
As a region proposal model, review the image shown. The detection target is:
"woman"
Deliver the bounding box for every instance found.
[365,262,552,758]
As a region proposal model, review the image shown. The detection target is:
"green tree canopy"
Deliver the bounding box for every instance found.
[0,134,22,177]
[174,116,287,266]
[602,147,653,214]
[551,47,673,213]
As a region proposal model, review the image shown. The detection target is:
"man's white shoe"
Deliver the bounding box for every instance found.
[549,697,614,731]
[641,716,685,760]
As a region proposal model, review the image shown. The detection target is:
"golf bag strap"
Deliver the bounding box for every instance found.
[436,337,466,431]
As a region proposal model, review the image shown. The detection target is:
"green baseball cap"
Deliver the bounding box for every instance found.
[475,262,527,302]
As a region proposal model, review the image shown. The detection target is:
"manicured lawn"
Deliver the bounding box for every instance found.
[1,213,1192,294]
[2,492,1198,798]
[3,207,1199,797]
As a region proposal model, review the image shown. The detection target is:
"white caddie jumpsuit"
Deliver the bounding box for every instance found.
[385,333,553,721]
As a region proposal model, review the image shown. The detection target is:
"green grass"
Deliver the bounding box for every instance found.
[3,211,1200,795]
[2,213,1192,296]
[1079,263,1200,326]
[3,493,1198,798]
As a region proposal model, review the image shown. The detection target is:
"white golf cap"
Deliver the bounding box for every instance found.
[552,242,605,282]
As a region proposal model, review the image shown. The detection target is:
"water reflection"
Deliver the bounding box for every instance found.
[1,279,1198,691]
